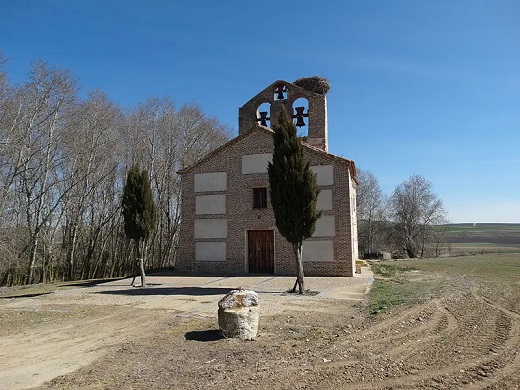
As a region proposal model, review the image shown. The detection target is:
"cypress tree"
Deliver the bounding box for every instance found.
[268,107,321,294]
[122,165,156,287]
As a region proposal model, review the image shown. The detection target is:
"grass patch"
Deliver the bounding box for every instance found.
[386,253,520,280]
[0,283,58,298]
[368,262,431,315]
[368,280,420,315]
[0,277,121,299]
[368,253,520,315]
[370,263,417,278]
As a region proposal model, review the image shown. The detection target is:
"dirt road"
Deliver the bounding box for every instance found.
[0,273,370,389]
[2,259,520,389]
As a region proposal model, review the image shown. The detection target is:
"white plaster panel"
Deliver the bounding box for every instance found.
[195,194,226,215]
[195,242,226,262]
[317,189,333,210]
[194,219,228,239]
[303,240,334,262]
[194,172,227,192]
[311,165,334,186]
[312,215,335,237]
[242,153,273,174]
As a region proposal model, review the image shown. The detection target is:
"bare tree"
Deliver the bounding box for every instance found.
[124,97,179,270]
[59,90,121,280]
[389,174,447,258]
[0,57,231,287]
[427,223,450,258]
[123,99,231,271]
[356,169,387,257]
[7,61,78,284]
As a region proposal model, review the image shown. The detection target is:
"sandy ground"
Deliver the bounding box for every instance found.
[0,272,371,390]
[2,264,520,389]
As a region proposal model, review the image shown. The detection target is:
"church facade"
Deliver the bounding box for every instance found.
[176,79,359,276]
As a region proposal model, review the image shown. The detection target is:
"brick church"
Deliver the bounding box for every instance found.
[176,78,359,276]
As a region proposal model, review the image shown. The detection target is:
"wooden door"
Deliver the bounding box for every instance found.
[248,230,274,274]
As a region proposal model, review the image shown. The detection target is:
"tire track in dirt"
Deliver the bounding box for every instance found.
[2,268,518,390]
[353,300,455,351]
[459,290,520,389]
[327,301,462,388]
[389,295,517,389]
[297,286,519,389]
[254,300,460,388]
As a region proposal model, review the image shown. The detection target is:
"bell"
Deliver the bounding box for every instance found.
[257,111,269,127]
[275,85,286,100]
[295,115,306,127]
[293,106,307,127]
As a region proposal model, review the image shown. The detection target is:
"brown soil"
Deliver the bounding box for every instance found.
[2,269,520,390]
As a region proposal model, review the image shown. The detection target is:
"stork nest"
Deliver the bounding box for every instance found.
[293,76,330,95]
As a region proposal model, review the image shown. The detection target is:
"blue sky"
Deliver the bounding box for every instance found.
[1,1,519,223]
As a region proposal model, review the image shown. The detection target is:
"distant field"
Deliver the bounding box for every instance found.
[437,223,520,254]
[377,252,520,313]
[385,252,520,282]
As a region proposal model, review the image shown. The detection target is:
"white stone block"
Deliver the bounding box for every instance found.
[242,154,273,174]
[195,242,226,262]
[194,219,227,239]
[195,194,226,215]
[311,165,334,186]
[317,189,332,210]
[312,215,335,237]
[303,240,334,262]
[194,172,227,192]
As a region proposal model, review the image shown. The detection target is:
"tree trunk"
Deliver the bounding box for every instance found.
[420,226,427,258]
[26,234,39,285]
[406,244,416,259]
[67,224,78,280]
[291,242,304,294]
[135,239,146,288]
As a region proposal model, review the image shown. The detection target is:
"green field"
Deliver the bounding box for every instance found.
[436,223,520,255]
[370,252,520,315]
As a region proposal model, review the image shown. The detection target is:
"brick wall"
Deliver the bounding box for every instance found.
[177,126,357,277]
[238,80,328,151]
